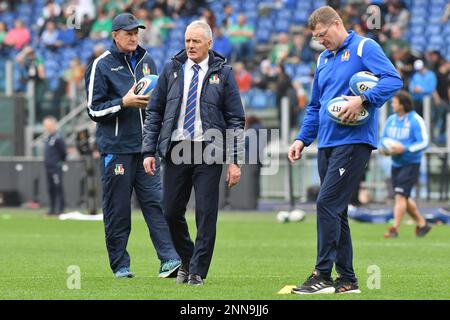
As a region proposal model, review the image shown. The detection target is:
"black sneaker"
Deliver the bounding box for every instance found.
[334,277,361,294]
[416,223,432,237]
[291,271,335,295]
[188,274,204,286]
[176,265,189,284]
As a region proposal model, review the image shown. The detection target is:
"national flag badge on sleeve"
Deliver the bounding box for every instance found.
[143,63,150,76]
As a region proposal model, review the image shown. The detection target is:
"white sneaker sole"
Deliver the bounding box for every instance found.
[336,289,361,294]
[292,287,336,295]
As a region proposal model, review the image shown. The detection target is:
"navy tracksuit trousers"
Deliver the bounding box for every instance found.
[315,144,372,282]
[100,153,179,273]
[46,168,65,215]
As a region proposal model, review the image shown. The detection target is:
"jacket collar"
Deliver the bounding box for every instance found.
[323,30,356,58]
[109,42,146,61]
[172,49,226,72]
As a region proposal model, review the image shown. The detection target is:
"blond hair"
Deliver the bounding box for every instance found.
[308,6,342,30]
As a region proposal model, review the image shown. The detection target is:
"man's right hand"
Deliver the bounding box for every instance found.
[143,156,156,176]
[288,140,305,163]
[123,84,150,108]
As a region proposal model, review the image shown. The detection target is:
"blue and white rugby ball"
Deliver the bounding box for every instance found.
[349,71,379,95]
[134,74,158,95]
[380,137,401,155]
[326,97,370,126]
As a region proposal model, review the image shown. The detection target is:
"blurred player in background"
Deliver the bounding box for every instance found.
[380,90,432,238]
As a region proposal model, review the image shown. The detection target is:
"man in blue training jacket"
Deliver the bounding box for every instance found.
[84,13,180,279]
[288,6,403,294]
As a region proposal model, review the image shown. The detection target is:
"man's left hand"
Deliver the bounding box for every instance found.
[227,164,241,188]
[338,95,365,124]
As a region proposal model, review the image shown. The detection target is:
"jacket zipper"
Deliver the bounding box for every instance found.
[124,53,147,133]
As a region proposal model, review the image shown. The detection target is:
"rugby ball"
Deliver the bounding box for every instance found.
[380,137,401,155]
[326,97,370,126]
[276,211,290,223]
[349,71,379,95]
[289,209,306,222]
[134,74,158,95]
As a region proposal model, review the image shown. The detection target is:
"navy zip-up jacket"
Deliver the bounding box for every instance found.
[296,31,403,149]
[142,49,245,161]
[84,43,157,154]
[44,132,67,172]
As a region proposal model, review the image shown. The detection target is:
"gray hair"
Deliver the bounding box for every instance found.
[186,20,213,40]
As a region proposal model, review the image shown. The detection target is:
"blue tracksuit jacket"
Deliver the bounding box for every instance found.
[296,31,403,149]
[380,111,429,167]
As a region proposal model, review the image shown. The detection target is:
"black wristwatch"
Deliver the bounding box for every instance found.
[360,94,370,107]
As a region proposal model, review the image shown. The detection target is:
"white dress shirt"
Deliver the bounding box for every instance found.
[173,56,209,141]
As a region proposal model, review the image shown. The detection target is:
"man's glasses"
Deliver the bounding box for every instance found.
[312,23,333,41]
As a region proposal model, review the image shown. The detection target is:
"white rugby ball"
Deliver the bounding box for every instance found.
[349,71,379,95]
[326,97,370,126]
[134,74,158,95]
[289,209,306,222]
[380,137,401,155]
[276,211,290,223]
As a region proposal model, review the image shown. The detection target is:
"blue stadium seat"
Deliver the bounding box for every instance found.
[274,19,290,33]
[292,11,309,25]
[426,25,442,35]
[255,28,271,43]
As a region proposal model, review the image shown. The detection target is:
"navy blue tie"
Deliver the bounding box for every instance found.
[183,64,200,139]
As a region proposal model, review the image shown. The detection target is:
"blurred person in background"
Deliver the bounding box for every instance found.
[43,116,67,217]
[379,90,431,238]
[408,59,437,117]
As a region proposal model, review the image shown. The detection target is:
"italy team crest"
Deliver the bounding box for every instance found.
[114,164,125,175]
[143,63,150,76]
[341,49,350,62]
[209,74,220,84]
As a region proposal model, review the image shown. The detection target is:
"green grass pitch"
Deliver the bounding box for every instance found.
[0,209,449,300]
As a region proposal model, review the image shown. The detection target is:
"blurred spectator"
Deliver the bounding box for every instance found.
[275,63,298,128]
[221,2,237,28]
[37,0,62,31]
[3,19,31,50]
[227,14,255,63]
[90,9,113,39]
[270,33,291,65]
[392,47,416,87]
[408,59,437,116]
[0,21,7,52]
[441,2,450,23]
[234,62,252,107]
[139,18,162,47]
[382,2,409,33]
[87,43,105,65]
[77,13,94,39]
[41,20,60,50]
[151,7,175,42]
[16,46,46,115]
[253,59,276,91]
[171,0,199,18]
[212,26,232,62]
[151,0,173,16]
[426,52,450,144]
[200,7,216,30]
[286,34,314,64]
[381,25,409,61]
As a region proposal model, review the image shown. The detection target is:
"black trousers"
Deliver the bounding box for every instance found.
[315,144,372,282]
[46,168,65,215]
[162,141,223,278]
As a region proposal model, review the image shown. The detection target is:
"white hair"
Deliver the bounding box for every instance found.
[186,20,213,40]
